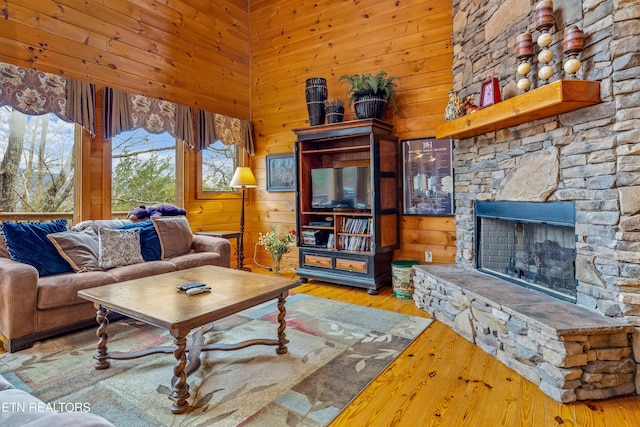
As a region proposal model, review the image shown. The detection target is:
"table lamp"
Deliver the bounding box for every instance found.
[229,166,257,271]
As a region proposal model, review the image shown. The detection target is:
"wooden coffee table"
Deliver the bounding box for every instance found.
[77,265,300,414]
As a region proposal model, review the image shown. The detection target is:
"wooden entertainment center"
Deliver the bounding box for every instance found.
[293,119,399,294]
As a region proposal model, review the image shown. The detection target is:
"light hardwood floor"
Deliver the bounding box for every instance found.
[272,268,640,427]
[3,267,639,426]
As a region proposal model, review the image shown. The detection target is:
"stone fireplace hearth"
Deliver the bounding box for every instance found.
[413,0,640,404]
[413,265,634,402]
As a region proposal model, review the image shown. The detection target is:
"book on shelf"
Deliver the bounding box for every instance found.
[341,217,371,234]
[338,235,372,251]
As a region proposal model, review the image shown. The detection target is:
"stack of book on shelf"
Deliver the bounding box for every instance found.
[338,235,372,251]
[341,218,373,234]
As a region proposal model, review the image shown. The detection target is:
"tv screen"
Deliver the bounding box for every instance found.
[311,166,371,210]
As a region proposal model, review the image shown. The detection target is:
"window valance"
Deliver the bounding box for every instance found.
[0,62,96,137]
[103,87,254,155]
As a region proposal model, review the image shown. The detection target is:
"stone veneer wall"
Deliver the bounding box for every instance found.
[446,0,640,393]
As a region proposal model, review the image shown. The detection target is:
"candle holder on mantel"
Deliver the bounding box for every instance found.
[535,0,555,84]
[563,25,585,79]
[516,32,534,92]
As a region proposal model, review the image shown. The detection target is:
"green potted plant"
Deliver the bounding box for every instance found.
[324,98,345,123]
[338,71,399,119]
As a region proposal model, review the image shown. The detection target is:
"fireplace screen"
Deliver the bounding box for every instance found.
[475,202,576,302]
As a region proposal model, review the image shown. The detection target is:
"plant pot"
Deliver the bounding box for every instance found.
[326,105,345,124]
[305,77,328,126]
[353,90,388,119]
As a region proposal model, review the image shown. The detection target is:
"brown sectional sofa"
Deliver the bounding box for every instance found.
[0,219,231,353]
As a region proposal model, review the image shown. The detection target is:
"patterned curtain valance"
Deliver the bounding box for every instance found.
[214,113,254,156]
[103,87,195,148]
[0,62,96,137]
[104,86,253,155]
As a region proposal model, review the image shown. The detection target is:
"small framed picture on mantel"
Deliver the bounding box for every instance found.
[480,77,501,109]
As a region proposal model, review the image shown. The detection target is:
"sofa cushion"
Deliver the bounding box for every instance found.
[0,231,8,258]
[1,219,73,277]
[104,260,177,282]
[0,388,58,426]
[170,251,223,270]
[0,374,115,427]
[37,271,117,310]
[47,228,100,272]
[117,220,162,262]
[151,216,193,259]
[0,374,14,391]
[98,228,144,269]
[20,412,116,427]
[73,219,132,233]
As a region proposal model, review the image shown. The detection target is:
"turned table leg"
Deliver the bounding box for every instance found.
[169,331,190,414]
[276,294,289,355]
[93,305,111,369]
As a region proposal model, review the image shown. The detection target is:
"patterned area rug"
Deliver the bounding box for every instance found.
[0,293,431,426]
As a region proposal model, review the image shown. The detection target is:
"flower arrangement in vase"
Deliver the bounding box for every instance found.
[259,226,296,274]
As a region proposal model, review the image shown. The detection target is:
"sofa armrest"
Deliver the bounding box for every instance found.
[191,235,231,268]
[0,257,39,344]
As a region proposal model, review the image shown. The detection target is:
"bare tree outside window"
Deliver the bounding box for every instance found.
[0,106,77,213]
[200,140,237,192]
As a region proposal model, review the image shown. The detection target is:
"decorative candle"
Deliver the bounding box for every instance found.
[563,25,585,79]
[563,25,585,54]
[535,0,554,31]
[516,33,533,58]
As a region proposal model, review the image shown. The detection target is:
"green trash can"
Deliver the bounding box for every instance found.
[391,260,420,298]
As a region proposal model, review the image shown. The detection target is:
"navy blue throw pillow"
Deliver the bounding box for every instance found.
[118,220,162,261]
[2,219,73,277]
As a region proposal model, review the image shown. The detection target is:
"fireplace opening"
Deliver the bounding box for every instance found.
[475,201,576,302]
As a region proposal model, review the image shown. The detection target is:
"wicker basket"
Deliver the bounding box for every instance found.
[354,94,388,119]
[326,105,344,123]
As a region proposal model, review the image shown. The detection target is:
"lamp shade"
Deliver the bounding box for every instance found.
[229,167,257,188]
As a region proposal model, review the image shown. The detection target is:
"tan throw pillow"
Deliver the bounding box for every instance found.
[98,227,144,269]
[151,216,193,259]
[0,230,9,258]
[47,228,100,272]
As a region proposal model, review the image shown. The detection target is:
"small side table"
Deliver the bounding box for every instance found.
[195,231,247,270]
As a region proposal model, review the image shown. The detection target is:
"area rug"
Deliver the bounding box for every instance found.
[0,293,431,427]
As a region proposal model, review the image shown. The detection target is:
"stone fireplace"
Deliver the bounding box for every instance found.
[412,0,640,403]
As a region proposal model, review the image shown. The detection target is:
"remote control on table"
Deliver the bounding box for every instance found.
[186,287,211,295]
[177,282,208,291]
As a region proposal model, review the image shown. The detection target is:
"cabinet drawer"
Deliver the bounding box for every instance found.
[335,258,367,272]
[304,254,332,268]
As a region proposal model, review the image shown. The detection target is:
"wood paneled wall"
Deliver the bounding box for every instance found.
[249,0,456,267]
[1,0,456,268]
[0,0,251,222]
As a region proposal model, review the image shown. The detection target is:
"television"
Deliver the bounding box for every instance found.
[311,166,371,210]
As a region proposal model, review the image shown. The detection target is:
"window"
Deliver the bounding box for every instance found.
[0,107,78,214]
[111,129,180,212]
[198,139,239,194]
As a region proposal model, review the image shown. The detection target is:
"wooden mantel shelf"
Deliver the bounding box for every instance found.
[435,80,601,139]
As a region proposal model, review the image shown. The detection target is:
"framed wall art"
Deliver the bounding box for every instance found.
[480,77,501,108]
[402,137,454,216]
[266,153,295,192]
